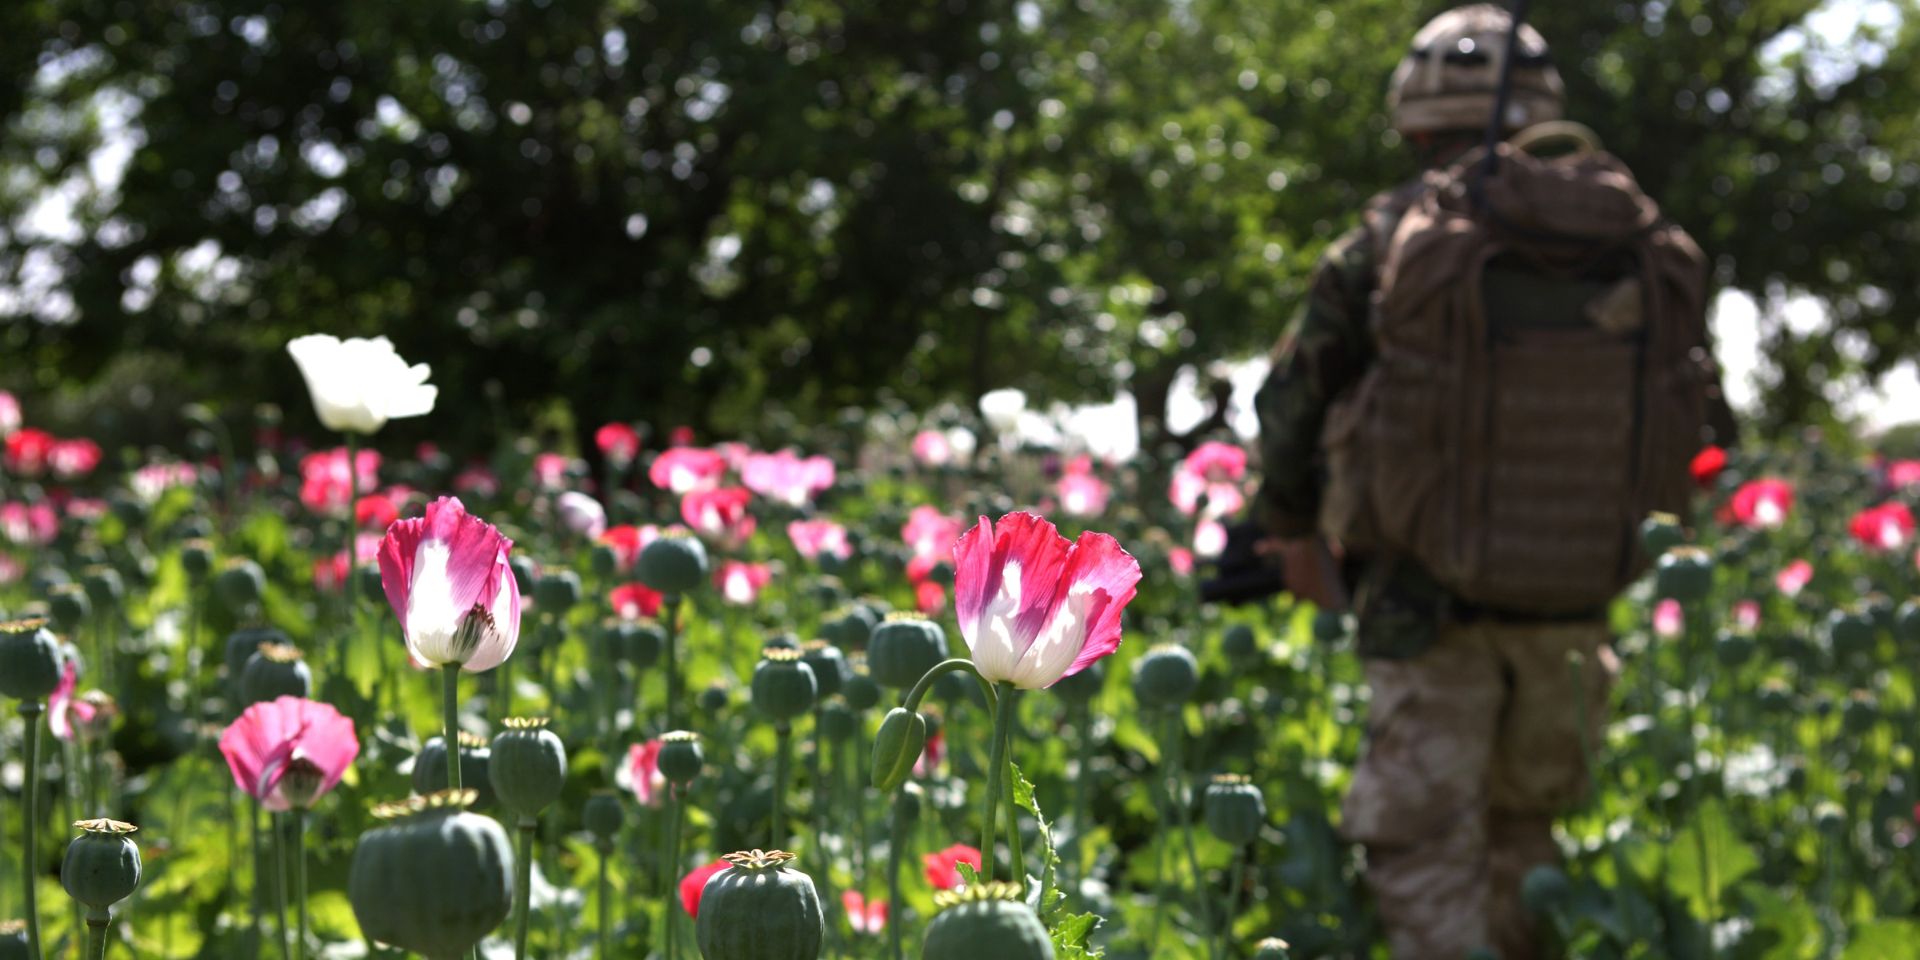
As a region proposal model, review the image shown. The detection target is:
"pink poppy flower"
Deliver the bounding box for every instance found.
[533,453,575,491]
[1,502,58,546]
[1732,600,1761,631]
[916,580,947,616]
[842,891,887,934]
[912,430,953,467]
[1730,478,1793,529]
[680,860,729,917]
[715,441,753,472]
[0,555,22,585]
[906,554,938,585]
[1850,502,1916,552]
[377,496,522,671]
[595,423,641,466]
[742,450,836,507]
[902,506,964,561]
[453,464,500,499]
[1056,471,1111,518]
[130,462,201,503]
[1775,559,1813,597]
[716,561,772,606]
[356,492,400,531]
[922,844,982,891]
[218,696,359,812]
[788,519,852,561]
[668,425,697,447]
[63,498,108,522]
[4,428,55,475]
[1887,459,1920,490]
[48,660,91,743]
[1653,599,1683,638]
[1193,518,1228,559]
[48,438,102,479]
[681,487,755,543]
[1169,442,1248,518]
[299,447,381,515]
[626,739,665,807]
[954,512,1142,690]
[650,447,728,495]
[314,553,351,594]
[1169,548,1196,578]
[598,524,661,572]
[610,582,664,620]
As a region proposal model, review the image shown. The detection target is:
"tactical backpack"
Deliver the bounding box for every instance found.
[1319,137,1715,615]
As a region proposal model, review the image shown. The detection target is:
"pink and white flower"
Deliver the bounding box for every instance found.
[841,891,888,935]
[1653,599,1684,638]
[716,561,773,606]
[48,659,89,743]
[787,519,852,562]
[911,430,953,467]
[0,391,18,438]
[1775,559,1813,597]
[1,502,58,546]
[48,439,102,479]
[681,487,755,543]
[557,491,608,539]
[626,739,666,807]
[218,696,359,812]
[953,511,1141,690]
[650,447,728,495]
[1056,456,1111,517]
[742,450,835,507]
[1169,441,1248,518]
[377,497,522,672]
[902,506,964,561]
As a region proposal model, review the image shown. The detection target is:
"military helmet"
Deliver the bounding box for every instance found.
[1387,4,1565,136]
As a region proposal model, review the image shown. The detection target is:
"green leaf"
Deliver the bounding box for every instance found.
[1842,921,1920,960]
[1009,759,1104,957]
[1664,799,1759,919]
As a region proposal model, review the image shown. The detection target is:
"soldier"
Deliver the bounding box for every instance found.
[1254,6,1726,959]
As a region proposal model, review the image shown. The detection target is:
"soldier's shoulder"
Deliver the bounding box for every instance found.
[1322,177,1427,274]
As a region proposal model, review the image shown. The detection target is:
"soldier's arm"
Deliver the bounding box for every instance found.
[1253,229,1377,538]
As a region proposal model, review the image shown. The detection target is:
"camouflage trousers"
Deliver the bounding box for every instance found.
[1341,620,1617,960]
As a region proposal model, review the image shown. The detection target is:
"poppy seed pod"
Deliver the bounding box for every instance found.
[871,708,927,792]
[822,606,878,650]
[224,626,291,698]
[1311,610,1348,643]
[1654,547,1715,602]
[842,668,881,712]
[1221,623,1258,662]
[625,621,665,670]
[1253,938,1293,960]
[534,571,582,613]
[637,533,708,596]
[47,584,90,634]
[752,647,818,723]
[1639,511,1685,558]
[819,702,856,742]
[215,558,267,613]
[509,556,540,597]
[921,881,1053,960]
[489,718,567,820]
[240,644,313,706]
[81,566,124,609]
[583,790,624,844]
[348,791,514,960]
[801,641,848,699]
[698,683,731,713]
[1714,631,1756,669]
[658,730,703,787]
[589,543,619,579]
[1203,774,1267,846]
[0,619,63,701]
[868,614,949,689]
[0,920,26,957]
[414,733,497,812]
[1131,644,1199,710]
[61,819,142,915]
[1828,609,1876,662]
[695,850,824,960]
[180,539,215,582]
[1843,690,1878,734]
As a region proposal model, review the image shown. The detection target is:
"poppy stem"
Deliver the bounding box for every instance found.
[772,722,792,850]
[664,596,683,732]
[887,790,909,960]
[665,789,684,960]
[83,914,109,960]
[19,702,43,960]
[272,812,291,960]
[595,837,611,960]
[442,665,462,791]
[979,681,1017,882]
[514,818,535,960]
[341,430,357,682]
[899,658,993,714]
[1164,713,1213,953]
[293,808,308,959]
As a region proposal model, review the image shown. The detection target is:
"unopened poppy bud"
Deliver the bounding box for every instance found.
[752,647,817,723]
[224,626,291,700]
[215,558,267,614]
[800,641,848,699]
[535,571,582,613]
[1653,547,1714,602]
[819,702,855,742]
[638,533,709,596]
[48,585,90,633]
[490,718,568,819]
[822,606,878,649]
[0,619,63,701]
[1131,644,1199,710]
[870,708,926,793]
[1713,631,1755,668]
[63,819,142,918]
[1203,774,1266,846]
[583,790,624,843]
[1639,511,1686,557]
[658,730,703,787]
[922,882,1049,960]
[867,614,948,689]
[180,540,215,582]
[240,644,312,705]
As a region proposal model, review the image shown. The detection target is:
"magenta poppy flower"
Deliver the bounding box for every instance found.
[1056,471,1111,518]
[788,519,852,561]
[1732,600,1761,631]
[650,447,727,495]
[916,580,947,616]
[377,496,522,671]
[299,447,381,515]
[595,422,641,466]
[0,390,17,438]
[954,512,1141,690]
[218,696,359,812]
[741,450,836,507]
[48,659,90,743]
[1730,478,1793,529]
[557,491,608,539]
[902,506,963,561]
[1887,459,1920,491]
[130,461,201,503]
[626,739,665,807]
[841,891,887,934]
[0,502,57,547]
[1169,441,1248,518]
[716,561,772,606]
[911,429,954,467]
[1775,559,1813,597]
[1850,502,1916,552]
[680,860,729,917]
[680,487,755,542]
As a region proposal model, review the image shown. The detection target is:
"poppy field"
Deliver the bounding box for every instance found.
[2,346,1920,960]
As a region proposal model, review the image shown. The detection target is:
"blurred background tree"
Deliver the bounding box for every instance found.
[0,0,1913,452]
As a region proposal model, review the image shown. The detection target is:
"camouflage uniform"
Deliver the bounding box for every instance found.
[1254,188,1617,960]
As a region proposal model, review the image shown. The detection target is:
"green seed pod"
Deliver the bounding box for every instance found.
[1520,865,1571,915]
[801,641,848,699]
[1639,511,1686,558]
[624,621,665,670]
[1252,938,1292,960]
[1051,661,1104,707]
[589,544,619,579]
[696,850,824,960]
[0,618,63,701]
[842,667,882,712]
[81,566,124,609]
[1713,631,1755,669]
[240,644,313,705]
[1815,802,1846,836]
[657,730,703,787]
[61,819,142,914]
[637,533,709,596]
[109,496,147,527]
[215,558,267,613]
[349,791,514,960]
[583,790,624,843]
[871,708,927,792]
[1896,599,1920,646]
[868,614,949,689]
[30,565,72,600]
[1654,547,1715,602]
[47,584,90,634]
[489,718,568,820]
[0,919,27,958]
[509,557,539,597]
[534,571,582,613]
[752,647,818,723]
[1828,609,1876,662]
[224,626,291,700]
[180,540,215,582]
[698,683,730,714]
[1842,690,1878,735]
[1202,774,1266,846]
[819,702,856,742]
[1757,678,1792,712]
[921,881,1053,960]
[414,733,498,812]
[822,606,879,650]
[1311,610,1347,642]
[1131,644,1199,710]
[1221,624,1258,662]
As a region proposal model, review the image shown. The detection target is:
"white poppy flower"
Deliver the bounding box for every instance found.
[286,334,438,435]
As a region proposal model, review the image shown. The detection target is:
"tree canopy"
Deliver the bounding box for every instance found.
[1,0,1915,449]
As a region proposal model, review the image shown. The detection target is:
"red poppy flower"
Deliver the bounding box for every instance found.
[4,428,55,476]
[1850,502,1916,552]
[922,843,982,891]
[610,582,664,620]
[1729,478,1793,529]
[595,422,641,465]
[679,860,730,917]
[1689,445,1727,489]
